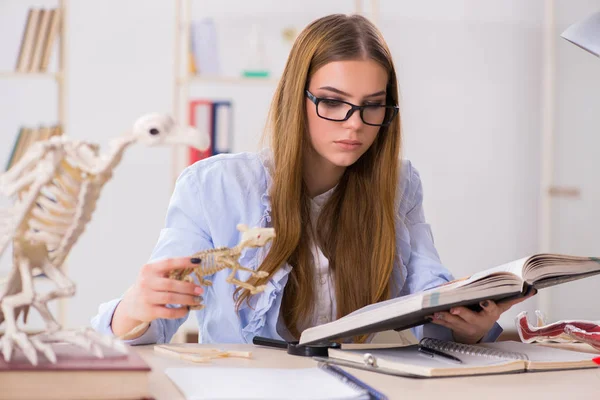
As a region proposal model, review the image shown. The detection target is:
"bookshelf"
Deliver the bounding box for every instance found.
[180,75,280,85]
[0,0,68,328]
[0,72,62,79]
[171,0,283,185]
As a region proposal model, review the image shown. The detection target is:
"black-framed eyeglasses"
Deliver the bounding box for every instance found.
[306,90,399,127]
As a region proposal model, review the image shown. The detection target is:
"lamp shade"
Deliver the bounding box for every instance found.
[561,10,600,58]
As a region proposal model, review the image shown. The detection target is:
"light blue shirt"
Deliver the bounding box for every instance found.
[91,149,502,344]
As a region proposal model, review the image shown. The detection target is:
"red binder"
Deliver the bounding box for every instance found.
[188,99,213,164]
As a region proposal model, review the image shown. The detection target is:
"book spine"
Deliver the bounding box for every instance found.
[188,100,213,164]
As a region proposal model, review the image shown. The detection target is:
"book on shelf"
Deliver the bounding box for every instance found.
[211,100,232,156]
[319,338,599,378]
[40,9,61,71]
[15,8,61,73]
[0,342,151,400]
[15,9,40,72]
[188,99,232,165]
[5,124,63,172]
[299,253,600,345]
[189,18,220,76]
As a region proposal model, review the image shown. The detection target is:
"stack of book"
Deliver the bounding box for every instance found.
[0,343,151,399]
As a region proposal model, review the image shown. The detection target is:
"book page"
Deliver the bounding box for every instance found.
[431,257,528,294]
[523,254,600,284]
[469,257,529,280]
[478,341,596,363]
[165,367,368,400]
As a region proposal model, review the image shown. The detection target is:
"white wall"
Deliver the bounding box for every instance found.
[547,0,600,322]
[1,0,596,334]
[378,0,545,327]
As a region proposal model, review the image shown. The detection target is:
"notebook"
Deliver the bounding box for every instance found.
[322,338,599,378]
[165,366,374,399]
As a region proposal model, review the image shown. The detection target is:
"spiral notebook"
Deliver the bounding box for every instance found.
[322,338,598,378]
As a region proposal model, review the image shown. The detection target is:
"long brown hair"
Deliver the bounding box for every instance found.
[236,14,402,341]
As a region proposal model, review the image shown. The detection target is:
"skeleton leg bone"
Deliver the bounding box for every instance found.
[224,267,267,295]
[36,261,75,306]
[36,263,100,356]
[31,260,71,334]
[0,258,42,365]
[35,262,127,357]
[221,259,269,279]
[193,271,212,286]
[228,263,269,279]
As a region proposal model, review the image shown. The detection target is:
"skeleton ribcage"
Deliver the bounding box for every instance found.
[24,159,91,259]
[168,248,231,280]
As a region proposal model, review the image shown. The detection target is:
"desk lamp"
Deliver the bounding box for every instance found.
[561,10,600,58]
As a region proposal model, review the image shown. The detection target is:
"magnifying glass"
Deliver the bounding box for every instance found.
[252,336,341,357]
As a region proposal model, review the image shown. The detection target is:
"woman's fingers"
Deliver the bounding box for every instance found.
[152,305,189,320]
[479,300,502,318]
[448,306,480,324]
[430,311,472,331]
[497,291,536,312]
[146,290,203,307]
[149,277,204,296]
[144,257,198,275]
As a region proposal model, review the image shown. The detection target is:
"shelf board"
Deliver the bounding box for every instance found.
[0,71,61,80]
[180,75,279,85]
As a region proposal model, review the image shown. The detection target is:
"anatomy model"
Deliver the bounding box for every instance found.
[121,223,275,340]
[0,114,209,365]
[516,310,600,350]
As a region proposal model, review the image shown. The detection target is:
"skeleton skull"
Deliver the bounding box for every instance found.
[236,223,276,247]
[131,113,209,150]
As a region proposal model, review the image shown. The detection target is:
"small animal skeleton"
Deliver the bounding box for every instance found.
[0,113,209,365]
[120,223,275,340]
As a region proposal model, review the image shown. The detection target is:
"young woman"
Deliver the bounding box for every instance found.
[92,14,531,345]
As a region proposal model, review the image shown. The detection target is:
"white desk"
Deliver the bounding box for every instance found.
[136,343,600,400]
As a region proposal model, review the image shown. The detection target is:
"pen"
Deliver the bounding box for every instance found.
[318,362,388,400]
[418,345,463,364]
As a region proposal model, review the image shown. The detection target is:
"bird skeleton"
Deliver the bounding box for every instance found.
[0,114,209,365]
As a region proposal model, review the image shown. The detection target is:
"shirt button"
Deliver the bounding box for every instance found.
[319,276,326,285]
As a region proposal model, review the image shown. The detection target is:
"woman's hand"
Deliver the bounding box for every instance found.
[427,291,536,344]
[111,257,204,337]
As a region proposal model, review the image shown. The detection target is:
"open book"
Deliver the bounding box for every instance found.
[320,338,599,378]
[299,253,600,345]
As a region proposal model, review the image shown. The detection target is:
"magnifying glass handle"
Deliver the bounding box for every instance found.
[252,336,289,349]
